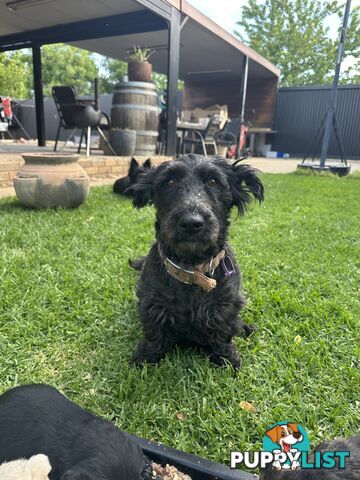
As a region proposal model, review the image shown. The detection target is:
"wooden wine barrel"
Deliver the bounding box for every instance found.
[111,82,160,156]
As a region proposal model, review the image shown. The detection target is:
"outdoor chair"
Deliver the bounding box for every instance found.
[214,117,240,156]
[52,83,115,156]
[181,114,222,157]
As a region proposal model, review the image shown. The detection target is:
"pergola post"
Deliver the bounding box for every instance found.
[32,42,46,147]
[239,55,249,124]
[166,6,181,156]
[237,55,249,156]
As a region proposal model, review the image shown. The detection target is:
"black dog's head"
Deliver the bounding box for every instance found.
[133,154,264,262]
[113,157,152,196]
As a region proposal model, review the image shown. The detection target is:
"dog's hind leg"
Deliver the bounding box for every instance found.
[207,340,241,369]
[129,256,147,271]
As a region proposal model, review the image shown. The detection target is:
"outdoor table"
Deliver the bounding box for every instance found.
[176,121,205,154]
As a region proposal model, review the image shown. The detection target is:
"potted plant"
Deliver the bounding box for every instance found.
[127,45,155,83]
[109,128,136,156]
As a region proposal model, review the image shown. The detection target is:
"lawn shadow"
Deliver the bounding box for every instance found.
[0,198,31,212]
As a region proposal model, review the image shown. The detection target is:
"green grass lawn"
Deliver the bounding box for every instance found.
[0,172,359,467]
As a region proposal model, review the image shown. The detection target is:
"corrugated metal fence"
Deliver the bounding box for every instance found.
[272,85,360,159]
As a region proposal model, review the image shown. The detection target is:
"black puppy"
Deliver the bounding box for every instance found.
[113,157,151,196]
[131,154,264,368]
[260,435,360,479]
[0,384,150,480]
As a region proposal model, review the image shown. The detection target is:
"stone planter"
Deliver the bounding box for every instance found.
[109,129,136,156]
[13,153,90,209]
[128,61,152,82]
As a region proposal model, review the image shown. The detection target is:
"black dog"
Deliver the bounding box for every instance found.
[0,384,150,480]
[131,154,264,368]
[260,435,360,479]
[113,157,151,196]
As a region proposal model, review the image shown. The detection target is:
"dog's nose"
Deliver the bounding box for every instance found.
[293,432,302,439]
[179,214,205,234]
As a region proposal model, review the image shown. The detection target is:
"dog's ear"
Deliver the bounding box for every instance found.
[143,158,152,169]
[228,163,264,215]
[132,168,155,208]
[128,157,139,176]
[265,425,282,444]
[287,422,298,432]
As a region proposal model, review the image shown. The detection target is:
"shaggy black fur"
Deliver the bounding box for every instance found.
[113,157,151,196]
[260,435,360,479]
[0,384,150,480]
[131,154,264,368]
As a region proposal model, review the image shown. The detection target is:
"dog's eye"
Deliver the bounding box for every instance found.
[288,429,293,434]
[207,178,217,187]
[167,178,176,186]
[281,431,286,436]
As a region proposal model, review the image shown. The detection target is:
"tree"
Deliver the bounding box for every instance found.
[235,0,360,86]
[341,4,360,84]
[0,51,32,98]
[26,44,99,97]
[99,57,127,93]
[98,56,170,94]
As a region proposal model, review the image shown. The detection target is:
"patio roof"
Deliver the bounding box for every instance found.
[0,0,280,80]
[0,0,280,154]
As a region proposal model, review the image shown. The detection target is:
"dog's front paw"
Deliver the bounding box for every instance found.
[131,339,170,366]
[131,349,160,366]
[208,341,241,370]
[131,351,148,366]
[238,320,256,338]
[209,353,241,370]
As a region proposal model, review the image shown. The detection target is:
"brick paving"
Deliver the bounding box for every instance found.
[0,145,358,199]
[0,151,170,198]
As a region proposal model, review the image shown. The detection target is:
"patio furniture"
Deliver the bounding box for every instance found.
[215,117,245,159]
[179,114,222,157]
[214,120,239,156]
[0,121,9,140]
[176,120,203,154]
[52,83,116,156]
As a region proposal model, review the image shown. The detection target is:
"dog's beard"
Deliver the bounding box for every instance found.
[157,213,222,262]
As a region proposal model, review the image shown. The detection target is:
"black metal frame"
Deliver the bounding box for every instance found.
[319,0,352,167]
[0,10,167,51]
[32,42,46,147]
[0,0,180,152]
[135,0,172,20]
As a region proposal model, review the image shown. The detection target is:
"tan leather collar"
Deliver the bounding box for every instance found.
[158,245,225,292]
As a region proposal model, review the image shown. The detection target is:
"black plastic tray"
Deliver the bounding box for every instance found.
[131,434,257,480]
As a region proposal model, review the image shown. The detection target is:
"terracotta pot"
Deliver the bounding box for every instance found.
[128,62,153,82]
[13,153,90,209]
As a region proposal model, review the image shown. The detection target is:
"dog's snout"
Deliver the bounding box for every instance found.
[293,431,302,439]
[179,213,205,234]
